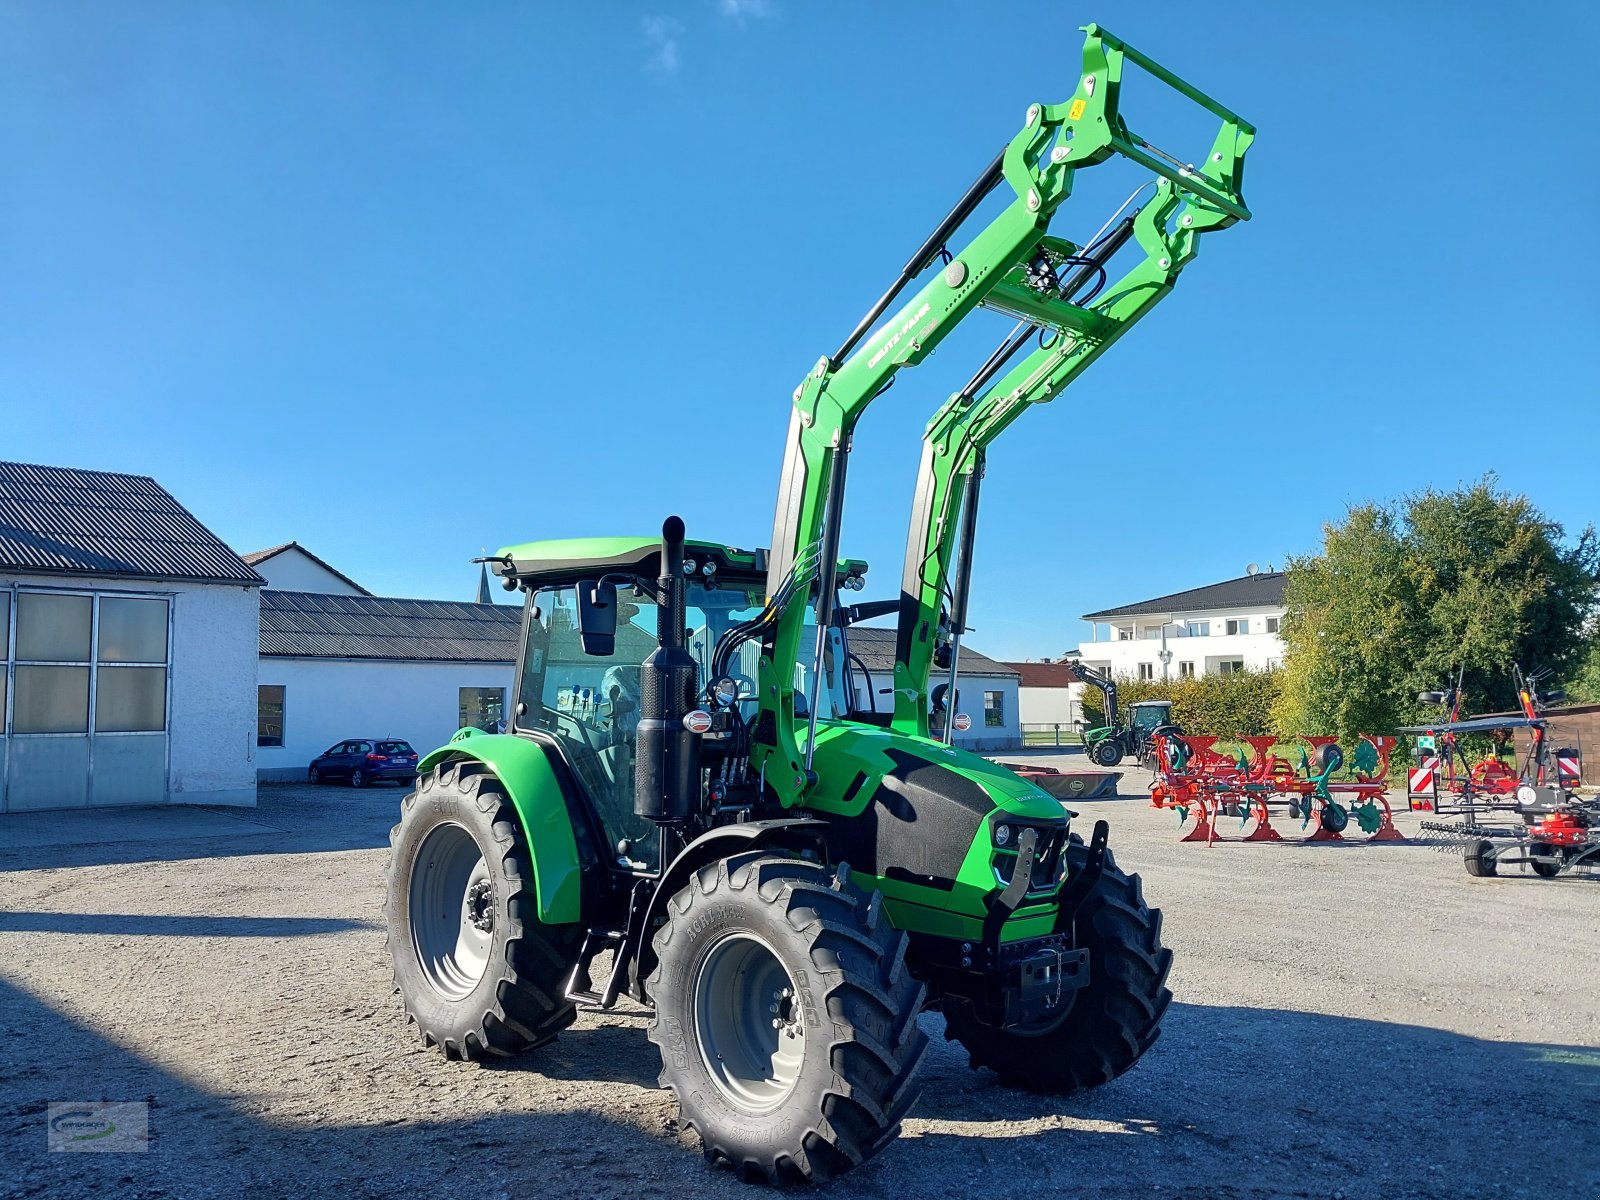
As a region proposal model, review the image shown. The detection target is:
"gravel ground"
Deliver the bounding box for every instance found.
[2,777,1597,1200]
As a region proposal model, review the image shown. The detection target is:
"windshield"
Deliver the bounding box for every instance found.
[1131,705,1170,733]
[514,578,854,866]
[376,741,414,755]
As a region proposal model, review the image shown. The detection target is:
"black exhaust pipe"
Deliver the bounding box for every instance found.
[635,516,702,824]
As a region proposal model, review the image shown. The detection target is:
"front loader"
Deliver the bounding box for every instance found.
[386,25,1254,1184]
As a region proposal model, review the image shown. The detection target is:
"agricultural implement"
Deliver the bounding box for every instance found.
[1149,733,1405,845]
[1409,667,1593,878]
[385,24,1253,1184]
[1404,666,1579,814]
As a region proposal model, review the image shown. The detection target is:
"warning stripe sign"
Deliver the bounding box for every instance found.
[1407,756,1439,810]
[1557,753,1581,782]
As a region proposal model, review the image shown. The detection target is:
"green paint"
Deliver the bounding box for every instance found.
[418,731,583,924]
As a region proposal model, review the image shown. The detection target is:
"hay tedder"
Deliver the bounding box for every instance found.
[1149,733,1405,845]
[1409,667,1596,879]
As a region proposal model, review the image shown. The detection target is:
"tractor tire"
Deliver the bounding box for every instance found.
[943,842,1172,1095]
[386,760,583,1060]
[647,853,927,1185]
[1319,802,1349,834]
[1090,739,1124,768]
[1463,839,1498,878]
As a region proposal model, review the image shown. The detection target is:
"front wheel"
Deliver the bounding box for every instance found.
[308,766,321,785]
[385,760,582,1059]
[1530,844,1563,879]
[647,854,927,1184]
[944,842,1172,1094]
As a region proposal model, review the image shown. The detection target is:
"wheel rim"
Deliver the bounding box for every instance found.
[309,768,319,783]
[408,822,494,1000]
[692,931,804,1113]
[352,770,364,787]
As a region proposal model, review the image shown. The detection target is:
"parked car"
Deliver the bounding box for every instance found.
[308,738,419,787]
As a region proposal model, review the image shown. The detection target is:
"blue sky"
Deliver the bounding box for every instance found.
[3,2,1596,661]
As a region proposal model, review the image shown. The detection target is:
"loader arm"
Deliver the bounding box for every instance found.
[891,56,1254,737]
[751,24,1252,804]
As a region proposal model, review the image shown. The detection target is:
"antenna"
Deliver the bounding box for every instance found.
[1245,562,1259,576]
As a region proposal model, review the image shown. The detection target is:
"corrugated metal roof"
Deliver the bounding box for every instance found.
[260,589,521,662]
[1082,571,1288,620]
[0,460,264,585]
[846,626,1018,678]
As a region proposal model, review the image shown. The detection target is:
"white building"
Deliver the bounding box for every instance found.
[1065,570,1288,684]
[846,627,1022,751]
[247,545,519,782]
[0,460,262,812]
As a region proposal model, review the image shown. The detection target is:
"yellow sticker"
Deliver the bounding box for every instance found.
[1068,98,1087,120]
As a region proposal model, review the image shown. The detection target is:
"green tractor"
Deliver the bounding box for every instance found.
[386,25,1252,1183]
[1066,660,1183,768]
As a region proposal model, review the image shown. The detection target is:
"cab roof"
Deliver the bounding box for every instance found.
[493,536,866,590]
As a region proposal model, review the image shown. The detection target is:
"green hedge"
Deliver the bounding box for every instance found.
[1080,668,1281,737]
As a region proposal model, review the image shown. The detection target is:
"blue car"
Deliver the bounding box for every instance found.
[308,738,419,787]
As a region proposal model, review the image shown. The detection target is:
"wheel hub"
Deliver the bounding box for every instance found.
[466,880,494,932]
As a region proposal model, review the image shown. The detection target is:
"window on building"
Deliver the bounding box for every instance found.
[1225,617,1250,636]
[1138,663,1155,681]
[1185,620,1209,637]
[1141,627,1163,640]
[1116,626,1133,642]
[1179,661,1195,679]
[1266,616,1280,634]
[258,685,286,747]
[1216,659,1245,676]
[460,686,507,733]
[983,690,1005,728]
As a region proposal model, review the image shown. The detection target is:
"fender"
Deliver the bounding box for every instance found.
[635,818,829,984]
[418,729,584,925]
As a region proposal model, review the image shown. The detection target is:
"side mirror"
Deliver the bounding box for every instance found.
[1417,690,1446,704]
[1540,689,1566,705]
[577,580,618,656]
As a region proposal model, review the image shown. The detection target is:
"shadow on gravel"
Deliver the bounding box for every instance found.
[0,786,400,873]
[4,975,1598,1198]
[0,912,377,937]
[907,999,1600,1189]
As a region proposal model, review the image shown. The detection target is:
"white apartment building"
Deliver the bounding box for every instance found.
[1064,570,1288,684]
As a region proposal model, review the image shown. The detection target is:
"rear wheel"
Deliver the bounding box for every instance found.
[351,768,367,788]
[386,760,582,1059]
[1090,738,1124,768]
[1463,839,1498,878]
[647,853,927,1184]
[944,842,1172,1094]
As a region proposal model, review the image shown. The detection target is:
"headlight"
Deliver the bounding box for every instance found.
[701,561,716,576]
[995,824,1011,847]
[682,559,698,575]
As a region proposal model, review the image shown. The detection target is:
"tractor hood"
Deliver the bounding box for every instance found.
[798,719,1069,931]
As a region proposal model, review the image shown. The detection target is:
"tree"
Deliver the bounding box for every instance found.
[1274,478,1598,738]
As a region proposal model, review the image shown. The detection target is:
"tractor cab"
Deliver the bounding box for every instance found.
[1129,700,1174,739]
